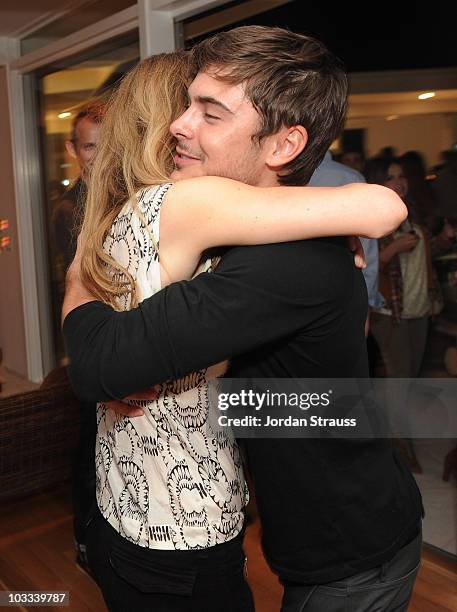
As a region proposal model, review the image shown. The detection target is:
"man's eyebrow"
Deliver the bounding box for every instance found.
[195,95,235,114]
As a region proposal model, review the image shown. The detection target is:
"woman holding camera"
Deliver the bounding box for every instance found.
[366,157,443,379]
[366,157,451,472]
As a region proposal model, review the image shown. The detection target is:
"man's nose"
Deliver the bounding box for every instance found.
[170,107,194,139]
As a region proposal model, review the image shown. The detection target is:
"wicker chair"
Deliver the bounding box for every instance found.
[0,370,80,502]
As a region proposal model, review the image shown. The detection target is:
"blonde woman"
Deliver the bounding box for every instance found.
[70,50,405,612]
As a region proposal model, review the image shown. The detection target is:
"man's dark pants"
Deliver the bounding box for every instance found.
[281,528,422,612]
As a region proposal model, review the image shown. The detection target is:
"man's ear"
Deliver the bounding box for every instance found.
[266,125,308,169]
[65,139,77,159]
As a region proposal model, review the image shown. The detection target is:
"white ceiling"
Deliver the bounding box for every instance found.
[348,89,457,119]
[0,0,87,37]
[350,90,457,104]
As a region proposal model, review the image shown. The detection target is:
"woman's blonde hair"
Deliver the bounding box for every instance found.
[78,51,189,309]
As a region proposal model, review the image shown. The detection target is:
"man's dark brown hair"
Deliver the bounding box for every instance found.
[190,26,348,185]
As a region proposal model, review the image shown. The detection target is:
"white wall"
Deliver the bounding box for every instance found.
[346,113,457,169]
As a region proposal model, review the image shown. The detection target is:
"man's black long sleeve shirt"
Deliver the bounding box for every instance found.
[64,239,356,402]
[63,239,423,584]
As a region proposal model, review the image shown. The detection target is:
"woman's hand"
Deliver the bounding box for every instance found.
[392,233,420,254]
[379,232,419,267]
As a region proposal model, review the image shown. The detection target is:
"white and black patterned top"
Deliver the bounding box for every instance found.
[96,183,248,550]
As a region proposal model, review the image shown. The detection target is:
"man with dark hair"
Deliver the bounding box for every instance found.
[183,25,348,187]
[63,27,422,611]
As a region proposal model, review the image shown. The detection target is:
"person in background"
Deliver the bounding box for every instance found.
[309,150,385,342]
[431,146,457,220]
[53,102,105,579]
[366,157,452,365]
[377,146,397,159]
[53,104,105,271]
[340,147,365,174]
[400,150,446,237]
[430,147,457,482]
[366,156,453,470]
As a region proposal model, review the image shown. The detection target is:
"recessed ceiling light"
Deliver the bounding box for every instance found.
[386,115,399,121]
[58,111,72,119]
[418,92,435,100]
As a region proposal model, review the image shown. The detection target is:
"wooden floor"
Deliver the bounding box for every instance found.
[0,485,456,611]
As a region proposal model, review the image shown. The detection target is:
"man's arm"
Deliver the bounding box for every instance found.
[63,241,352,402]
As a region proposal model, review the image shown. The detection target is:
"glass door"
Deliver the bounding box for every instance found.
[36,35,140,366]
